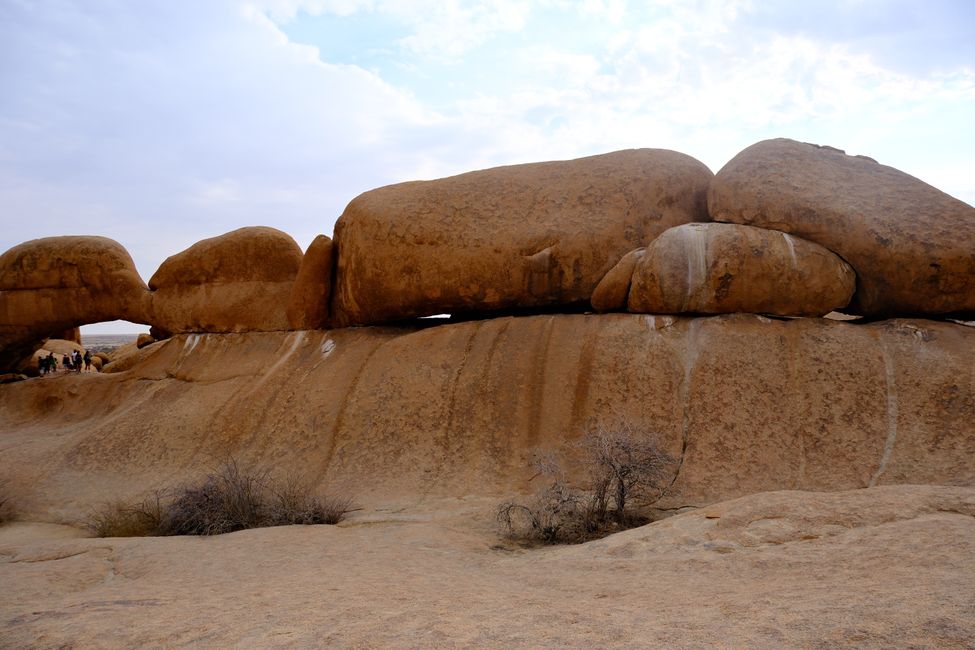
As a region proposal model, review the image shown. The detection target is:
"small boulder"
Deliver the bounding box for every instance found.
[591,248,645,312]
[709,138,975,318]
[331,149,714,326]
[148,227,303,333]
[136,333,155,349]
[627,223,855,317]
[286,235,333,330]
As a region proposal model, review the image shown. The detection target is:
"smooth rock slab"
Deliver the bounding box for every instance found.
[627,223,855,316]
[709,138,975,318]
[0,314,971,518]
[331,149,713,326]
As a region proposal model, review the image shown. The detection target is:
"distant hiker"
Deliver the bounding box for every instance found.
[83,350,92,372]
[47,352,56,373]
[73,350,82,372]
[62,354,71,371]
[38,355,46,376]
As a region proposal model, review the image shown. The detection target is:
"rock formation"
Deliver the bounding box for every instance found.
[0,315,971,516]
[590,248,644,312]
[286,235,333,330]
[331,149,713,326]
[709,138,975,318]
[0,236,150,371]
[148,226,303,333]
[625,223,855,316]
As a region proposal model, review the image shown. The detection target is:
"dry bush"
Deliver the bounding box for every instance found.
[267,475,355,526]
[87,494,166,537]
[88,460,354,537]
[498,425,675,545]
[158,460,270,536]
[0,480,14,524]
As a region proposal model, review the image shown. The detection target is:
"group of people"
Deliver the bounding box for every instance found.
[38,349,92,375]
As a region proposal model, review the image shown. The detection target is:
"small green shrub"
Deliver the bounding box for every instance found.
[87,460,354,537]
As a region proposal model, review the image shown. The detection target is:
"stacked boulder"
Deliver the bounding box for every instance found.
[0,138,972,374]
[593,222,855,317]
[709,139,975,319]
[330,149,714,326]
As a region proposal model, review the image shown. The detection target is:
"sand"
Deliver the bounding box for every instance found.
[2,485,973,648]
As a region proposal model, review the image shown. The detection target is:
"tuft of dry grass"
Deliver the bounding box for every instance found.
[0,480,14,524]
[87,460,355,537]
[87,494,166,538]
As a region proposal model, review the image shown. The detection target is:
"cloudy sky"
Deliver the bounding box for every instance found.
[2,0,974,333]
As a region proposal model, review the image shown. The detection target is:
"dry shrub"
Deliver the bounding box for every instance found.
[0,480,14,524]
[87,494,166,538]
[267,475,355,526]
[88,460,354,537]
[498,425,675,545]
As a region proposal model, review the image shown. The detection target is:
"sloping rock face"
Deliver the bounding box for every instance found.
[148,227,303,333]
[286,234,333,330]
[0,236,150,371]
[627,223,855,316]
[331,150,713,326]
[0,315,971,519]
[709,138,975,318]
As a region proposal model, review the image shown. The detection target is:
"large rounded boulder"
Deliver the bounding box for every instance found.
[625,223,856,317]
[331,149,714,326]
[709,138,975,318]
[148,227,302,333]
[0,236,150,370]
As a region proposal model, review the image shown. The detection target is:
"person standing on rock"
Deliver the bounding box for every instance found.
[73,350,82,372]
[47,352,57,374]
[83,350,92,372]
[38,355,46,376]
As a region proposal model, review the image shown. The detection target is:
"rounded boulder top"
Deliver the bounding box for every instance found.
[148,226,303,289]
[708,138,975,319]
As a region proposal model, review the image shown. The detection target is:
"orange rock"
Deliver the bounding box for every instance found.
[590,248,644,312]
[148,227,302,333]
[1,314,970,516]
[286,235,333,330]
[709,138,975,318]
[331,149,713,325]
[627,223,855,316]
[0,236,150,371]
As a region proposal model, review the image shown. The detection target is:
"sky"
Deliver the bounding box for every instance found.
[1,0,973,333]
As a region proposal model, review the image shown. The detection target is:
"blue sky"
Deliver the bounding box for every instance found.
[1,0,973,333]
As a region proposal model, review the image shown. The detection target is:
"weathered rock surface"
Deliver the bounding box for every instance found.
[1,485,973,647]
[331,150,713,326]
[709,138,975,318]
[627,223,855,316]
[590,248,644,312]
[0,315,971,519]
[148,227,303,333]
[286,234,333,329]
[0,236,150,371]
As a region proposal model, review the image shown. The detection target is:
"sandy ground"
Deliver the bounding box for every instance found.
[2,485,973,649]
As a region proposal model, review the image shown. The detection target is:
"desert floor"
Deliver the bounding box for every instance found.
[2,485,974,649]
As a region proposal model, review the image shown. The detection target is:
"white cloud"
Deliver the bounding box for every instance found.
[1,0,973,324]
